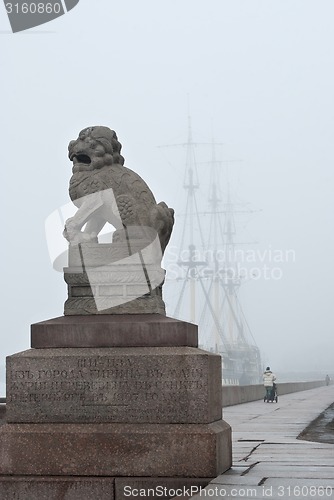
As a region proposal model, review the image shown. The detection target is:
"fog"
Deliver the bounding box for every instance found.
[1,0,334,394]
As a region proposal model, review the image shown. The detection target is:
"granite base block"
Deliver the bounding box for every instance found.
[0,477,211,500]
[0,477,114,500]
[6,347,222,424]
[0,420,232,478]
[30,314,198,348]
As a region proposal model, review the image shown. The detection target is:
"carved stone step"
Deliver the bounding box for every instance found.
[31,314,198,348]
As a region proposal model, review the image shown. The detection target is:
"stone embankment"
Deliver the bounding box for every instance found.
[191,385,334,500]
[222,380,327,407]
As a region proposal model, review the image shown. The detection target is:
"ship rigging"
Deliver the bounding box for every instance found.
[162,118,262,385]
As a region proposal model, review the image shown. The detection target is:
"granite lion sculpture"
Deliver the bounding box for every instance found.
[63,126,174,257]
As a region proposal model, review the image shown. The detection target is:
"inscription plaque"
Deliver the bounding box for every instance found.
[6,347,222,424]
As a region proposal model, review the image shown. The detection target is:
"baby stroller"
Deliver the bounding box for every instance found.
[264,382,278,403]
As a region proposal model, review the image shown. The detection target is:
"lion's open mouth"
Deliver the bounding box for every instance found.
[72,154,91,165]
[75,154,92,165]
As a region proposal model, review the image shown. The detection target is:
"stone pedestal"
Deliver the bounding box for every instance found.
[64,269,165,315]
[2,315,232,499]
[64,243,167,315]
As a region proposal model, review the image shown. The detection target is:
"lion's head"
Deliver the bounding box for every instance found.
[68,126,125,173]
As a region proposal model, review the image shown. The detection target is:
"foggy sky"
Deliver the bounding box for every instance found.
[1,0,334,391]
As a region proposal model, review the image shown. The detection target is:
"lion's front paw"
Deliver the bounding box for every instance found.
[63,219,97,244]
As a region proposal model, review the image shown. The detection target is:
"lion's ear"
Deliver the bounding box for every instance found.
[115,154,125,166]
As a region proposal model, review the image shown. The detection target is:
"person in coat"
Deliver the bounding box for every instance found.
[263,366,276,401]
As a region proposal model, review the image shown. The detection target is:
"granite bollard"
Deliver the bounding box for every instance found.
[2,126,232,499]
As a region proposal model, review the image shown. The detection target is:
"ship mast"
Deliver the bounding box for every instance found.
[160,115,218,326]
[177,115,203,323]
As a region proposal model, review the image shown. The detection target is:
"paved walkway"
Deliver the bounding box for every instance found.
[194,386,334,500]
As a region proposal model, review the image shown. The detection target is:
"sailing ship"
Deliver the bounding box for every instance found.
[162,117,263,385]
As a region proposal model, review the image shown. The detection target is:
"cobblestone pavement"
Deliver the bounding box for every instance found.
[192,386,334,500]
